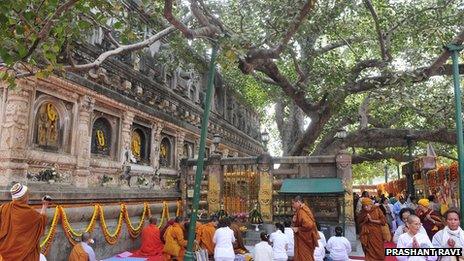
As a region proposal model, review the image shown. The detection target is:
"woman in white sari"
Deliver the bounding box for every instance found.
[432,208,464,261]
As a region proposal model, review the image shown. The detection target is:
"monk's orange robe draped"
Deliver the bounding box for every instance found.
[0,200,47,261]
[195,222,216,255]
[163,223,187,261]
[132,224,165,261]
[293,204,319,261]
[230,223,248,254]
[358,205,386,261]
[68,243,89,261]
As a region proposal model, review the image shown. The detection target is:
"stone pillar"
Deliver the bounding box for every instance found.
[207,153,222,214]
[120,111,135,163]
[151,123,163,169]
[0,84,32,185]
[74,95,95,188]
[175,130,185,169]
[257,153,273,222]
[336,150,356,246]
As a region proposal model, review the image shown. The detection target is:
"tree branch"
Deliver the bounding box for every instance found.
[65,24,178,71]
[363,0,391,61]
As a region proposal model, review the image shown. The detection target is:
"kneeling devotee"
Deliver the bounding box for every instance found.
[0,183,49,260]
[69,232,97,261]
[196,216,218,257]
[396,214,437,261]
[163,216,187,261]
[132,217,165,261]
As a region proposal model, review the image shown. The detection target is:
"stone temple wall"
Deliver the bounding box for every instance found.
[0,36,263,258]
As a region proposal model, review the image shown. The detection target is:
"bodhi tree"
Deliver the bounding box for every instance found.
[1,0,463,166]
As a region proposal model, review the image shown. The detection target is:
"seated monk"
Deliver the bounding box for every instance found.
[163,216,187,261]
[196,217,218,256]
[0,183,49,260]
[229,218,248,254]
[69,232,97,261]
[132,217,165,261]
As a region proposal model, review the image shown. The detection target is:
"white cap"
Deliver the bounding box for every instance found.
[10,183,28,199]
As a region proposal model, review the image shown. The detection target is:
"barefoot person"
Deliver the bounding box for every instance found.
[0,183,49,260]
[291,195,319,261]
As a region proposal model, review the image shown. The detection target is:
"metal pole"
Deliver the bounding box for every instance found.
[184,44,219,261]
[406,137,415,196]
[446,43,464,227]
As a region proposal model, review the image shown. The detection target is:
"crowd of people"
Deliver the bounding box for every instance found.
[354,190,463,261]
[1,182,464,261]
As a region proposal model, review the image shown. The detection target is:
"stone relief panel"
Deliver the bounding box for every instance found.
[32,92,73,153]
[159,135,174,168]
[131,123,151,165]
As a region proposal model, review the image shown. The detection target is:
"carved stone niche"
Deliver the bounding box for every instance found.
[31,92,73,154]
[90,111,120,159]
[130,122,152,166]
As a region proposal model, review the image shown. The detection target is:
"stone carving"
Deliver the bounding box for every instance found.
[258,171,273,222]
[35,102,60,149]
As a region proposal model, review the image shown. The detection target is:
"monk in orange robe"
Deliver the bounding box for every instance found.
[69,232,96,261]
[163,216,187,261]
[0,183,49,261]
[230,220,248,254]
[196,217,217,256]
[291,195,319,261]
[358,197,387,261]
[132,217,165,261]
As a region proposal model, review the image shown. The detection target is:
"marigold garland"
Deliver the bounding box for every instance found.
[99,204,125,245]
[124,203,148,238]
[39,201,180,252]
[40,206,60,255]
[176,200,182,217]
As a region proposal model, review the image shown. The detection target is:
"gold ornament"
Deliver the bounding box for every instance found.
[96,130,106,147]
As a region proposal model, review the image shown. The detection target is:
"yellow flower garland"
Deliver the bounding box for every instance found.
[40,206,60,255]
[99,204,124,245]
[61,205,99,237]
[176,200,182,217]
[124,203,148,238]
[39,201,181,252]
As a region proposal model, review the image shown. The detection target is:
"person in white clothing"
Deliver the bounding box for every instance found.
[213,218,236,261]
[254,232,273,261]
[396,214,437,261]
[326,226,351,261]
[269,223,289,261]
[393,208,427,243]
[432,208,464,261]
[313,223,327,261]
[283,221,294,259]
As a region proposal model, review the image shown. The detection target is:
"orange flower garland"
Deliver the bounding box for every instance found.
[450,162,458,182]
[40,206,60,255]
[99,204,125,245]
[124,203,148,238]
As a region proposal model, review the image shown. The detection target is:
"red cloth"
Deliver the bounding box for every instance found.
[132,224,166,261]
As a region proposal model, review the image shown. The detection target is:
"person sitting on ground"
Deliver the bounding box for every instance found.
[283,220,295,260]
[254,232,273,261]
[163,216,187,261]
[0,183,49,260]
[213,218,236,261]
[160,218,175,244]
[196,216,218,257]
[270,222,289,261]
[432,208,464,261]
[69,232,97,261]
[396,214,437,261]
[326,226,351,261]
[313,222,327,261]
[393,208,427,243]
[131,217,164,259]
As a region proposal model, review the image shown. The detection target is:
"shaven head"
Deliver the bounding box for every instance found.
[149,216,157,225]
[406,214,421,235]
[82,232,92,243]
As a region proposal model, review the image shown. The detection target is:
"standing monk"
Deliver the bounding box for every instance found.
[0,183,49,260]
[358,197,386,261]
[291,195,319,261]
